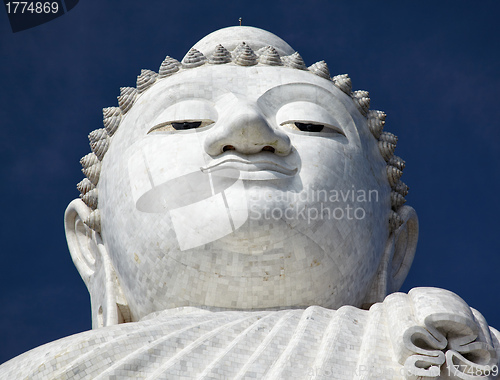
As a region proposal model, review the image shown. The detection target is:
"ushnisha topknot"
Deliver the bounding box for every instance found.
[102,107,121,136]
[78,27,408,233]
[233,42,259,66]
[158,56,180,78]
[136,69,158,94]
[258,46,282,66]
[308,60,330,80]
[209,44,232,64]
[117,87,137,114]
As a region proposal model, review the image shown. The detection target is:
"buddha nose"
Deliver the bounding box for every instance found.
[204,102,291,156]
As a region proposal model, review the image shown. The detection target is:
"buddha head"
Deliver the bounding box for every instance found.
[64,26,418,328]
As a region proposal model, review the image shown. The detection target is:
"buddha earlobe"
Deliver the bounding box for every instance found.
[64,199,131,328]
[362,205,419,308]
[388,205,418,292]
[64,199,95,282]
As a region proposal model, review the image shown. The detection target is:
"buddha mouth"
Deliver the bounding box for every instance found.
[200,153,298,179]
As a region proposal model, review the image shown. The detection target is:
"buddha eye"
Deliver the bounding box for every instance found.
[281,121,345,136]
[148,120,214,134]
[172,121,202,130]
[294,122,325,132]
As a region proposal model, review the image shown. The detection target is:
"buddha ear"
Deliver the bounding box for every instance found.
[387,205,419,293]
[64,199,131,328]
[361,205,419,308]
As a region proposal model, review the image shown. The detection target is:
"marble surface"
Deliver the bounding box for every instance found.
[0,26,496,379]
[68,27,416,324]
[1,289,498,379]
[100,63,394,318]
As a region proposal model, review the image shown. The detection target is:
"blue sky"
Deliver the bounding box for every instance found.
[1,0,499,364]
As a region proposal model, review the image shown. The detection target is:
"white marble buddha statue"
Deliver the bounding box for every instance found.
[1,26,499,380]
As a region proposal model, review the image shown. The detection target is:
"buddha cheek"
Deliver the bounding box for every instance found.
[286,137,387,261]
[125,133,212,215]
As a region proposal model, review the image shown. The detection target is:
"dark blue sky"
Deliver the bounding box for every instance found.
[1,0,499,365]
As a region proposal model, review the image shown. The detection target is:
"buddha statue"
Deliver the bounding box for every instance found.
[1,26,498,380]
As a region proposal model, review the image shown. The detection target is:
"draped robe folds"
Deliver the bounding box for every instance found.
[1,288,499,380]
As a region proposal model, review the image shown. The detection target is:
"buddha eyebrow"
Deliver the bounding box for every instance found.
[154,81,230,103]
[257,82,340,106]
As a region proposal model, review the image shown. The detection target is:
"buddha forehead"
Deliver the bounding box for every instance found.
[114,64,367,150]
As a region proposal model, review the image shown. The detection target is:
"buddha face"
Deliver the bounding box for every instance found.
[97,63,392,319]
